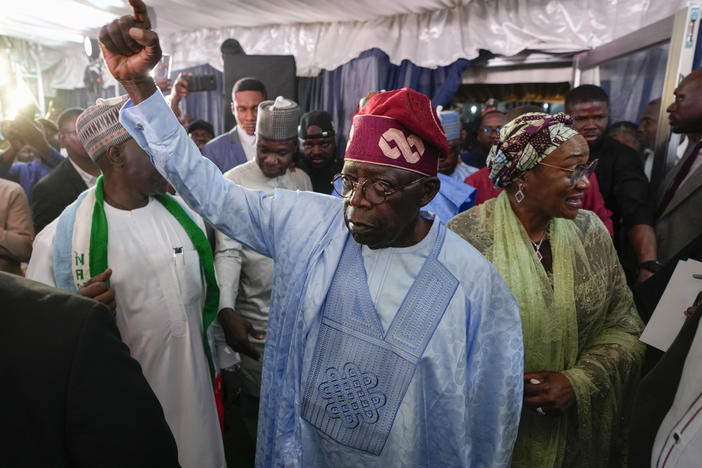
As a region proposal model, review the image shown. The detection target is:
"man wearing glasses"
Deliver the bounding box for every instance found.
[462,110,506,169]
[99,3,523,465]
[565,85,659,283]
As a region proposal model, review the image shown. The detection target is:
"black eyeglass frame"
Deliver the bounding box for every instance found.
[331,173,425,204]
[537,158,599,187]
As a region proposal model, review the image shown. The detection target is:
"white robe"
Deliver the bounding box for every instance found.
[27,198,226,468]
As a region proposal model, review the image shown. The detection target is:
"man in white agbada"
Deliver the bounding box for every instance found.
[215,95,312,436]
[98,3,525,466]
[26,96,226,468]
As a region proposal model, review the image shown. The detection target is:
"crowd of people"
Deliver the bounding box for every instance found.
[2,1,702,467]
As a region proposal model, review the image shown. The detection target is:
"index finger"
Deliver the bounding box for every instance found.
[85,268,113,286]
[128,0,151,29]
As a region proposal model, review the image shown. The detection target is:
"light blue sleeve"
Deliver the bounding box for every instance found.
[119,92,275,258]
[466,266,523,467]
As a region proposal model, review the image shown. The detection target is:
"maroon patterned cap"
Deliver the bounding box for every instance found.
[344,88,447,176]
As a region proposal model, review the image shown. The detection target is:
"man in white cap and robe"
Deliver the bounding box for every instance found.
[26,96,227,468]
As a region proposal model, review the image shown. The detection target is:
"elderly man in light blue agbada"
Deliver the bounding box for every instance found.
[98,2,524,466]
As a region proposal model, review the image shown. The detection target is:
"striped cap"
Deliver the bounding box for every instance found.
[256,96,300,140]
[76,95,132,161]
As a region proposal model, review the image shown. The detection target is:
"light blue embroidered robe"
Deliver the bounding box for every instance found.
[120,92,524,468]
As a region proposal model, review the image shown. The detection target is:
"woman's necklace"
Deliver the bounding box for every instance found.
[531,226,550,262]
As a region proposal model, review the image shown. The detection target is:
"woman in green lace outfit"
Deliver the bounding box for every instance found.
[447,112,644,467]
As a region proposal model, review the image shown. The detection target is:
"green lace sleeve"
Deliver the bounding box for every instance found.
[561,212,645,466]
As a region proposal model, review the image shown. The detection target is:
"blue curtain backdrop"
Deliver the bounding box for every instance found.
[169,48,468,145]
[308,48,470,152]
[53,49,468,146]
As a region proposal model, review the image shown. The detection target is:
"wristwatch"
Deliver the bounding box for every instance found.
[639,260,664,273]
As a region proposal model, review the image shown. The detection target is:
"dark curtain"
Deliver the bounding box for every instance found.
[53,85,120,111]
[308,48,469,152]
[297,76,323,115]
[53,49,467,145]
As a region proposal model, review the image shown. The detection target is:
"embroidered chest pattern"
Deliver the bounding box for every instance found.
[319,362,387,429]
[301,226,459,456]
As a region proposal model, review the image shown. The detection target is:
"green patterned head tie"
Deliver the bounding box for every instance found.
[487,112,579,188]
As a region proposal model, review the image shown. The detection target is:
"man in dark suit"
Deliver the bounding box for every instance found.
[656,68,702,263]
[566,85,659,283]
[202,77,267,173]
[31,108,100,233]
[0,272,180,467]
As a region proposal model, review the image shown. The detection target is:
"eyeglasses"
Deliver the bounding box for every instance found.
[331,173,424,205]
[479,127,501,134]
[538,159,598,186]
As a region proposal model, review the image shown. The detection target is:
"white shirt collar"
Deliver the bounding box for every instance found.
[68,157,98,188]
[236,126,257,161]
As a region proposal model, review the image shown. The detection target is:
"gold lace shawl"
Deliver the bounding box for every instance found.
[447,192,645,467]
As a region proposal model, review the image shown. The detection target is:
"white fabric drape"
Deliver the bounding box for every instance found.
[0,38,89,94]
[1,0,690,86]
[160,0,687,76]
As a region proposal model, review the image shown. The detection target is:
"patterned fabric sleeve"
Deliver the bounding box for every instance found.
[561,212,645,467]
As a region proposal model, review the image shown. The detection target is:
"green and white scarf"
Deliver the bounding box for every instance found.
[61,175,219,380]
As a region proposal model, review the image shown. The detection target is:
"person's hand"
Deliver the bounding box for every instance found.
[8,117,50,158]
[98,0,161,83]
[685,305,699,318]
[154,77,172,93]
[169,72,190,118]
[219,307,265,360]
[3,122,25,150]
[77,268,116,312]
[523,371,576,416]
[172,72,191,99]
[220,367,242,405]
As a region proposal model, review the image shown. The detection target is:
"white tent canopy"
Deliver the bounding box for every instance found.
[0,0,690,92]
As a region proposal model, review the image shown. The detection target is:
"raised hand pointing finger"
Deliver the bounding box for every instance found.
[98,0,161,85]
[129,0,151,29]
